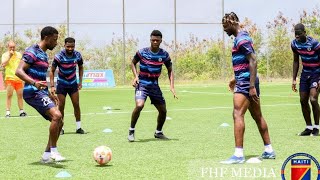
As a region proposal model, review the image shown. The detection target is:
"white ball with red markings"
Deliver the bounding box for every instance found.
[93,146,112,165]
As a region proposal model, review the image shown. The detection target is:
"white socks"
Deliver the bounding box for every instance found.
[234,147,244,157]
[306,126,313,130]
[42,152,51,159]
[76,121,81,130]
[264,144,273,153]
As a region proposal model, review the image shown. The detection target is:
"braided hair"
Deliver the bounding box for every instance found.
[222,12,239,25]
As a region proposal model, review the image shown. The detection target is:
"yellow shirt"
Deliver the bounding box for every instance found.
[1,51,22,81]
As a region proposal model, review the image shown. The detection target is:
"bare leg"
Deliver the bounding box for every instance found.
[309,88,319,125]
[300,92,312,126]
[6,85,14,113]
[154,104,167,131]
[70,91,81,121]
[57,94,66,120]
[248,99,271,145]
[16,88,24,110]
[233,93,250,148]
[45,107,63,152]
[130,99,145,128]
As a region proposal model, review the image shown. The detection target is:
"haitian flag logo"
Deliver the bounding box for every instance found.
[281,153,320,180]
[291,159,311,180]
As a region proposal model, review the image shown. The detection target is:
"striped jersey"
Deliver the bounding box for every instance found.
[134,47,172,86]
[291,36,320,73]
[232,31,255,82]
[22,44,49,98]
[52,49,83,86]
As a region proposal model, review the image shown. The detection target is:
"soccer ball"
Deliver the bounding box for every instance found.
[93,146,112,165]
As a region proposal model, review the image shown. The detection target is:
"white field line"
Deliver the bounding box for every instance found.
[179,90,298,98]
[80,89,298,98]
[1,103,299,119]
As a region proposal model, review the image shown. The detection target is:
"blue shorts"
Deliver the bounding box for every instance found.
[24,91,56,120]
[56,84,78,96]
[234,78,260,99]
[299,72,320,92]
[135,84,165,105]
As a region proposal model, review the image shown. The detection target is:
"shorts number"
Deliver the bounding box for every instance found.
[136,90,142,97]
[41,97,53,106]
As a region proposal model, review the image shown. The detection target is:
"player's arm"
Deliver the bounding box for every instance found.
[78,64,83,90]
[131,58,139,87]
[247,53,259,103]
[292,52,299,92]
[1,53,11,67]
[167,65,178,99]
[229,78,236,92]
[15,60,46,90]
[49,64,57,93]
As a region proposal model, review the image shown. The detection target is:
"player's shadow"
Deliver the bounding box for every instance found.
[134,138,179,143]
[29,160,73,168]
[95,164,113,168]
[63,132,89,135]
[245,155,261,159]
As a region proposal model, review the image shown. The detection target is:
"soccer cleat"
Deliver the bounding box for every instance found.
[51,152,66,162]
[220,155,245,164]
[261,151,276,159]
[5,114,10,118]
[40,157,54,164]
[298,128,313,136]
[311,128,319,136]
[76,128,85,134]
[60,129,64,135]
[19,112,27,117]
[154,132,169,140]
[128,130,135,142]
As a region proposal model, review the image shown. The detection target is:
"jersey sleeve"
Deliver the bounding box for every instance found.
[22,51,36,65]
[77,53,84,66]
[133,51,141,62]
[52,55,60,68]
[238,40,254,55]
[291,41,298,54]
[164,52,172,68]
[313,40,320,55]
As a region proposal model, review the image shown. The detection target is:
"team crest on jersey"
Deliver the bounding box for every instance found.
[307,47,311,51]
[158,58,162,62]
[313,82,318,88]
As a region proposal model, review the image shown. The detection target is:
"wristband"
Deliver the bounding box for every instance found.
[32,81,36,86]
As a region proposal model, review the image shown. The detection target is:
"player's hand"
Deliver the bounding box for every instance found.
[292,80,297,92]
[78,83,82,90]
[249,86,259,104]
[50,86,56,95]
[132,77,139,88]
[229,79,236,92]
[170,87,178,99]
[35,81,47,90]
[49,93,59,106]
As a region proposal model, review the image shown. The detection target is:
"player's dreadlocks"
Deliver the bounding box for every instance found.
[222,12,239,25]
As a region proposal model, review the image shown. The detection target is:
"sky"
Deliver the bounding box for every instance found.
[0,0,320,49]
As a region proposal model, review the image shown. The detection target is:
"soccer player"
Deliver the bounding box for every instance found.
[291,23,320,136]
[49,37,85,135]
[1,41,27,117]
[220,12,275,164]
[15,26,65,163]
[127,30,177,142]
